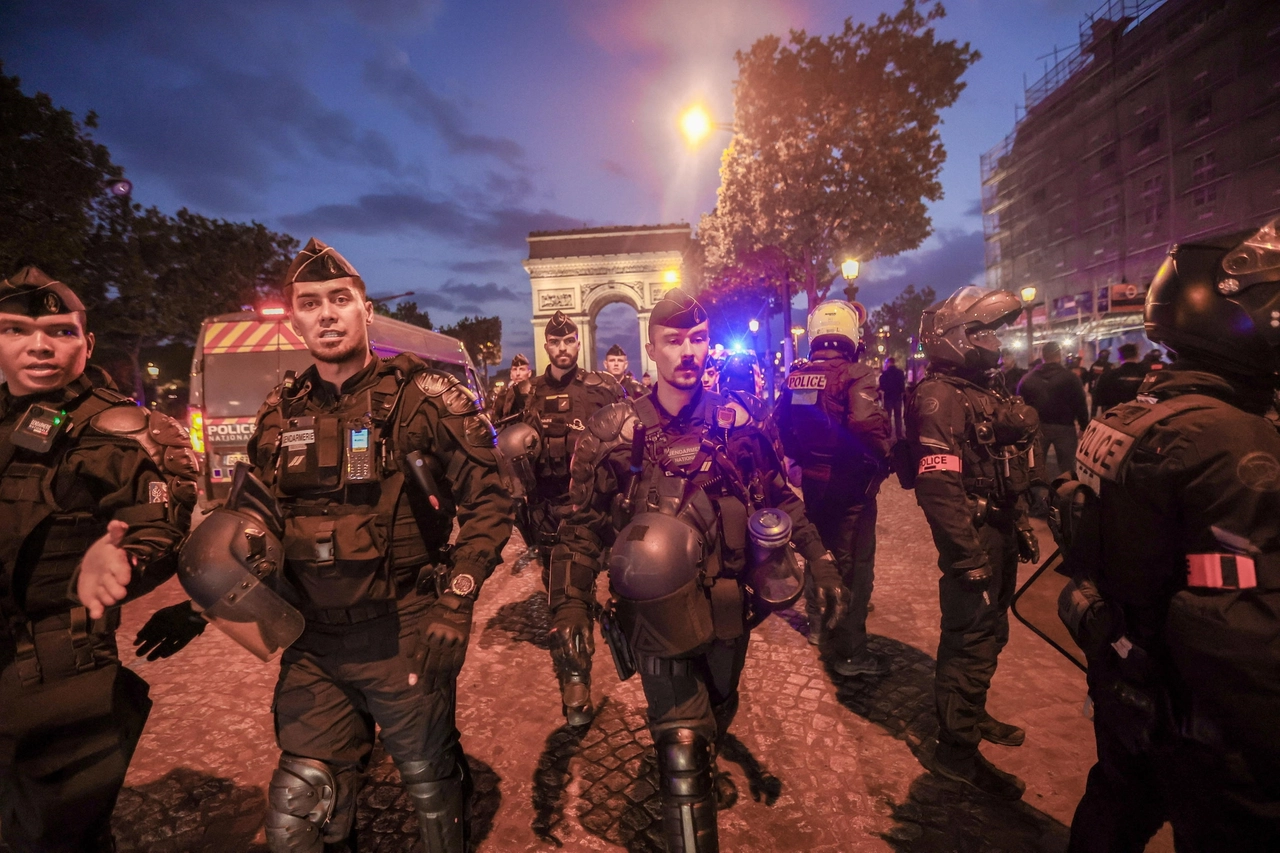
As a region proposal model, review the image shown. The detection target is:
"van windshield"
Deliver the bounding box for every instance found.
[202,351,313,417]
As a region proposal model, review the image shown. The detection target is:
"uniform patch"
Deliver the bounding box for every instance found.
[715,406,735,429]
[1186,553,1257,589]
[793,390,819,406]
[1237,451,1280,492]
[786,373,827,391]
[1076,419,1136,493]
[665,438,701,469]
[917,454,961,474]
[919,397,941,416]
[281,429,315,447]
[148,481,169,504]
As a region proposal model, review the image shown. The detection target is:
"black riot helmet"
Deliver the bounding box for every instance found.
[920,285,1023,372]
[1146,218,1280,382]
[720,352,757,393]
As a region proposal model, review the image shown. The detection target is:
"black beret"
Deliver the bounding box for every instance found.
[605,344,627,357]
[510,353,529,367]
[285,237,363,288]
[545,311,578,338]
[0,266,85,318]
[649,287,708,330]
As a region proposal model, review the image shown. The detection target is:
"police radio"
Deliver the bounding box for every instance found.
[9,404,69,454]
[345,425,375,482]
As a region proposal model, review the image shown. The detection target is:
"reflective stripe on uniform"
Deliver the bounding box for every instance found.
[1186,553,1257,589]
[918,454,962,474]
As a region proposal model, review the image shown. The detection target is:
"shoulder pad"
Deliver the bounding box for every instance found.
[415,370,481,416]
[89,402,149,436]
[264,383,284,407]
[386,352,429,374]
[583,370,604,386]
[731,391,767,424]
[146,410,193,447]
[588,401,638,442]
[516,379,533,395]
[725,401,752,428]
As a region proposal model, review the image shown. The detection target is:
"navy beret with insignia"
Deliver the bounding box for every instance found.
[510,353,530,367]
[545,311,578,338]
[0,266,85,318]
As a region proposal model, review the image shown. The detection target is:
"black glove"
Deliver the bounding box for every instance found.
[808,554,850,630]
[549,600,594,673]
[956,563,993,593]
[1017,526,1040,564]
[134,600,206,661]
[419,593,474,694]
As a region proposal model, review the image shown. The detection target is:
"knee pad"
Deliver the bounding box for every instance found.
[265,755,343,853]
[655,729,718,852]
[398,757,469,853]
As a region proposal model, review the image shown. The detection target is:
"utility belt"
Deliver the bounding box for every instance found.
[299,548,452,626]
[4,606,121,687]
[966,494,1019,528]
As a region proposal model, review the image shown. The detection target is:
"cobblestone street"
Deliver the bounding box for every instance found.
[109,483,1168,852]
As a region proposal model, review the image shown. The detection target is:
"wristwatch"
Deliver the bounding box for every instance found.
[448,573,478,599]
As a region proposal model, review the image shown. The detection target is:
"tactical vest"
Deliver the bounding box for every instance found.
[259,355,447,610]
[531,369,614,478]
[917,373,1037,505]
[0,379,155,682]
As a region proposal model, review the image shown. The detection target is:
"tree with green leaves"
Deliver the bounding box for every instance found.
[373,299,434,330]
[699,1,978,317]
[0,63,124,280]
[867,284,936,376]
[439,315,502,377]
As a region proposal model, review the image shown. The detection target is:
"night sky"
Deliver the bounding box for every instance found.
[1,0,1103,364]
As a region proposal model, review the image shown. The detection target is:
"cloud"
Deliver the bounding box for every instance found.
[449,259,511,274]
[280,192,583,249]
[857,229,986,311]
[363,51,524,165]
[600,159,629,178]
[964,198,984,218]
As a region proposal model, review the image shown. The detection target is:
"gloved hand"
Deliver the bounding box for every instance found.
[956,562,993,593]
[549,600,594,673]
[419,593,474,694]
[808,554,850,630]
[134,600,206,661]
[1016,526,1040,564]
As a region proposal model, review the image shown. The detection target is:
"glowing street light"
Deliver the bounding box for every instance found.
[1020,285,1038,303]
[680,105,713,147]
[1020,285,1039,360]
[748,318,760,334]
[841,258,860,280]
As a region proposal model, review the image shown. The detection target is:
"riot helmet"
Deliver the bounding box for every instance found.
[608,512,705,601]
[920,285,1023,371]
[495,420,540,499]
[720,352,758,394]
[1145,218,1280,381]
[178,465,303,660]
[807,300,861,353]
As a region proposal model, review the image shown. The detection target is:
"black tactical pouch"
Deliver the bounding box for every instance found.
[891,438,917,490]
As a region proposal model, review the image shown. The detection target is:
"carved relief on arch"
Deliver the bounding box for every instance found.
[582,279,642,317]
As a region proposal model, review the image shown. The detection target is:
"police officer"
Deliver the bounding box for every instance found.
[548,289,849,852]
[492,352,532,421]
[603,343,648,399]
[776,300,892,675]
[175,239,512,852]
[0,266,198,852]
[907,285,1040,800]
[1066,221,1280,851]
[719,352,778,448]
[519,311,622,724]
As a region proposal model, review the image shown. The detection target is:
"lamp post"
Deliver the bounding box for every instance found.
[1020,285,1038,364]
[841,258,861,303]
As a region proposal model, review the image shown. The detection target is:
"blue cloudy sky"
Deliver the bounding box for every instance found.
[1,0,1105,362]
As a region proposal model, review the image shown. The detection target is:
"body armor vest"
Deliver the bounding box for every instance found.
[259,356,443,610]
[530,369,615,479]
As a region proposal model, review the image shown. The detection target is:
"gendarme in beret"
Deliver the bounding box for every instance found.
[606,344,627,357]
[544,311,578,338]
[649,287,708,330]
[0,266,86,318]
[510,353,530,367]
[285,237,363,288]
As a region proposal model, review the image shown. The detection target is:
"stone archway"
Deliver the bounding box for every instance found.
[523,225,692,377]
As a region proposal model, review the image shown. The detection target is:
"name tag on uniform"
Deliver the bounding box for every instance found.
[793,390,819,406]
[281,429,315,448]
[918,454,961,474]
[1076,420,1135,493]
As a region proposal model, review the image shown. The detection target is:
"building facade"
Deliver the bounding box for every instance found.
[981,0,1280,360]
[523,224,692,376]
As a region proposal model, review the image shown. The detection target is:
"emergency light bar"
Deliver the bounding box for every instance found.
[260,305,286,317]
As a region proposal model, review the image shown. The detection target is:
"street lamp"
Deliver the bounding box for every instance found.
[748,318,759,334]
[841,257,861,303]
[1020,285,1038,363]
[679,104,733,148]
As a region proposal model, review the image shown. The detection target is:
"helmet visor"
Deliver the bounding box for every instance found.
[195,574,305,661]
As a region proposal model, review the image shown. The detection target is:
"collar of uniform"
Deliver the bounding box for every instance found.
[542,364,580,388]
[301,352,380,407]
[650,386,721,428]
[927,363,988,389]
[1143,363,1274,415]
[0,372,95,420]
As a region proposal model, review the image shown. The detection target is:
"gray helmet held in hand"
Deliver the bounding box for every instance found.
[178,465,303,661]
[920,286,1022,371]
[495,421,540,499]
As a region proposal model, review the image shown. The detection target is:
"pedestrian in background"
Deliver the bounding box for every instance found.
[878,356,906,440]
[1018,341,1088,479]
[1091,342,1146,412]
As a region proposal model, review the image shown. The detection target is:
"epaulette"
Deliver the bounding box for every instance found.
[415,369,481,415]
[588,400,638,442]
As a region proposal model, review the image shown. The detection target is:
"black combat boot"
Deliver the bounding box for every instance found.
[656,728,719,852]
[932,748,1025,801]
[977,713,1025,746]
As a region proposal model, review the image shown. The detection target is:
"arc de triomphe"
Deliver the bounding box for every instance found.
[523,224,693,377]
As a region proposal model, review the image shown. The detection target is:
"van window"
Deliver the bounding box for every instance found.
[202,351,312,417]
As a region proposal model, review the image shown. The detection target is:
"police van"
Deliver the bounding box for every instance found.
[189,307,483,501]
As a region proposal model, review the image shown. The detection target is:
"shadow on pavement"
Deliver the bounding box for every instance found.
[531,716,591,846]
[719,732,783,806]
[113,768,267,853]
[479,591,551,651]
[829,634,1070,853]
